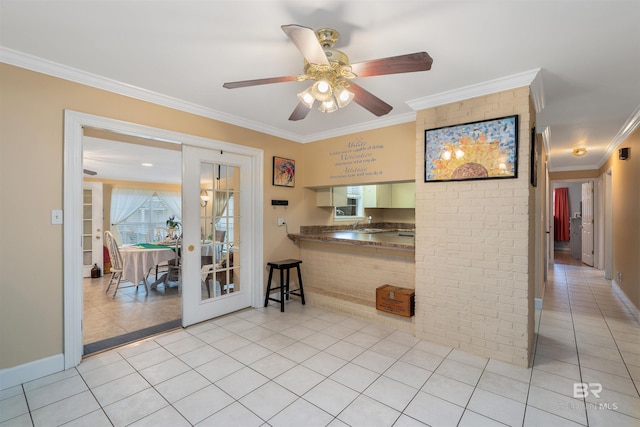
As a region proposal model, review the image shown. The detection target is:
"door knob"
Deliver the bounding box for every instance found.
[188,245,195,252]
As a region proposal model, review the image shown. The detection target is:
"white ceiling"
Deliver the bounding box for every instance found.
[83,137,182,184]
[1,1,639,173]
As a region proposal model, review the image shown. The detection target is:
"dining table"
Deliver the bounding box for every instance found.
[119,243,176,291]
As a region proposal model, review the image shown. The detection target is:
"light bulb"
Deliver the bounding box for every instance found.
[455,149,464,159]
[334,86,354,108]
[297,87,315,108]
[316,80,330,93]
[318,98,338,113]
[442,151,451,160]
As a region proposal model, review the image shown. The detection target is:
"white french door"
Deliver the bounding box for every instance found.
[181,145,253,326]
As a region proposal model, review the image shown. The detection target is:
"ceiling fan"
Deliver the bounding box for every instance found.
[223,24,433,121]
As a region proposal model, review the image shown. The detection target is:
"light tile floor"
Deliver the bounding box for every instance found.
[83,274,181,345]
[2,260,639,426]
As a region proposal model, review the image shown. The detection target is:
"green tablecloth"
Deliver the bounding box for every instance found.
[136,243,176,250]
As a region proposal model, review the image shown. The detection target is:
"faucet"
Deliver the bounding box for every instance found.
[351,220,360,230]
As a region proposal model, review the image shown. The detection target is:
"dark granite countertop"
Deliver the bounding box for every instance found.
[288,223,415,251]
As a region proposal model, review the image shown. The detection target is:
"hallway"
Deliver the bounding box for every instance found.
[1,262,639,426]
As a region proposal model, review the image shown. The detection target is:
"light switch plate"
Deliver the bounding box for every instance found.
[51,209,63,224]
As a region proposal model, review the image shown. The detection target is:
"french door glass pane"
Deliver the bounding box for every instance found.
[200,162,240,300]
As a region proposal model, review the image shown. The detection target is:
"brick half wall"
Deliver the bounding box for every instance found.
[414,87,535,367]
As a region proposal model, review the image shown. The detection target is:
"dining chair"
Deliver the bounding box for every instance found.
[214,230,226,261]
[145,226,170,282]
[200,256,214,298]
[163,237,182,289]
[104,230,125,298]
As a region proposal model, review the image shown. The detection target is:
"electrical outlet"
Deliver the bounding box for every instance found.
[617,272,623,282]
[277,217,285,226]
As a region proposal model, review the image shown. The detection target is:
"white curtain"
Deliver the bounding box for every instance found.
[214,190,229,221]
[156,190,182,222]
[110,188,154,244]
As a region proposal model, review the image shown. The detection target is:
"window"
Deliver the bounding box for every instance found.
[116,195,178,244]
[334,186,364,220]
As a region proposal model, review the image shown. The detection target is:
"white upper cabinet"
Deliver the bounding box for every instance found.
[316,186,348,206]
[390,182,416,208]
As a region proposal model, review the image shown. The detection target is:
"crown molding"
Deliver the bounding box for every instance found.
[598,103,640,169]
[406,68,542,111]
[1,48,549,144]
[550,163,602,172]
[0,47,308,142]
[0,47,421,144]
[297,112,416,143]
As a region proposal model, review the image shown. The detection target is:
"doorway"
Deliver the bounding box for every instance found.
[550,180,594,262]
[63,111,264,369]
[82,135,183,354]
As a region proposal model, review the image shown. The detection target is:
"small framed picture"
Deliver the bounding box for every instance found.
[272,156,295,187]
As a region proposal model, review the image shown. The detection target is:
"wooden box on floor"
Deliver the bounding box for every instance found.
[376,285,415,317]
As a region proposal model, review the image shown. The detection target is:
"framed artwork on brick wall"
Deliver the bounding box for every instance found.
[272,156,295,187]
[424,115,519,182]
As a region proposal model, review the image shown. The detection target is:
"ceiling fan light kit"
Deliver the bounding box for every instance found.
[223,24,433,121]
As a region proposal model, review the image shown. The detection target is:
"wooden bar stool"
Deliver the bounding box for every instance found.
[264,259,305,312]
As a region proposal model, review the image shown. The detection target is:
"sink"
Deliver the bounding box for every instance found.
[355,228,386,233]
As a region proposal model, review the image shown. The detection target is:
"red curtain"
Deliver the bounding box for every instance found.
[554,187,570,241]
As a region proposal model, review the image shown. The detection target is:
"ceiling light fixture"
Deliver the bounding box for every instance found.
[141,163,153,167]
[293,28,356,114]
[297,77,354,113]
[572,148,587,157]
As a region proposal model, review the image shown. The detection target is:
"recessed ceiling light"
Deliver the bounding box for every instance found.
[141,163,153,167]
[572,148,587,157]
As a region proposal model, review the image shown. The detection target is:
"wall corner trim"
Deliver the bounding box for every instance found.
[0,354,64,391]
[406,68,541,111]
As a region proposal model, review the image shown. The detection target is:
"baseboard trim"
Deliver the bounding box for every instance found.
[0,353,64,391]
[611,280,640,323]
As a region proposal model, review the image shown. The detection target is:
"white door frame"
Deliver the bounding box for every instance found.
[63,110,264,369]
[548,178,599,267]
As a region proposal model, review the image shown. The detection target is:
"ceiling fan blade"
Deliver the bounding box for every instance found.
[288,102,311,121]
[350,52,433,78]
[281,24,330,65]
[349,82,393,117]
[223,75,299,89]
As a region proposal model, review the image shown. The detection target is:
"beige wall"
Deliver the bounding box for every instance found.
[413,88,537,367]
[303,122,416,187]
[599,128,640,310]
[0,64,305,369]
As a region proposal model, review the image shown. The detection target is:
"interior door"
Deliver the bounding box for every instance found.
[181,145,253,326]
[82,182,103,277]
[581,181,594,266]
